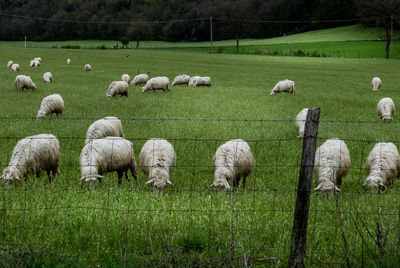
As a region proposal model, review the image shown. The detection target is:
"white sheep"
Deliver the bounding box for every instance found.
[66,58,71,64]
[377,97,395,122]
[212,139,254,191]
[7,61,13,68]
[33,59,40,67]
[43,72,53,83]
[372,77,382,91]
[270,79,296,96]
[79,137,138,185]
[1,134,60,182]
[172,74,191,86]
[15,75,36,91]
[188,76,211,87]
[314,139,351,192]
[142,76,170,92]
[84,64,91,72]
[130,74,148,86]
[121,74,130,83]
[34,57,41,63]
[11,63,19,72]
[85,116,124,144]
[30,60,36,67]
[106,81,129,98]
[363,142,400,189]
[139,138,176,192]
[295,108,309,138]
[37,94,64,119]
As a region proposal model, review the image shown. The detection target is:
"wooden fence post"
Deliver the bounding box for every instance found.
[288,107,320,268]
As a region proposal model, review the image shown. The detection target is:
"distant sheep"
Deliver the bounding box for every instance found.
[11,63,19,72]
[377,97,395,122]
[85,116,124,144]
[15,75,36,91]
[1,134,60,183]
[295,108,309,138]
[79,137,138,185]
[212,139,254,191]
[33,60,40,67]
[121,74,130,83]
[37,94,64,119]
[106,81,129,98]
[372,77,382,91]
[30,60,36,67]
[66,58,71,64]
[84,64,91,72]
[172,74,191,86]
[7,61,13,68]
[34,57,41,63]
[270,79,296,96]
[314,139,351,192]
[43,72,53,83]
[131,74,149,86]
[142,76,170,92]
[139,138,176,193]
[188,76,211,87]
[364,142,400,189]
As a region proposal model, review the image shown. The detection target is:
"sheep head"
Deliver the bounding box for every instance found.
[314,180,340,192]
[211,177,231,191]
[145,169,172,190]
[1,167,21,182]
[363,175,385,190]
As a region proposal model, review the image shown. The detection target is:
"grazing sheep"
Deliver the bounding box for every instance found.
[33,60,40,67]
[106,81,129,98]
[1,134,60,183]
[43,72,53,83]
[188,76,211,87]
[37,94,64,119]
[34,57,41,63]
[172,74,191,86]
[270,79,296,96]
[377,97,395,122]
[364,142,400,189]
[142,76,170,92]
[11,63,19,72]
[7,61,13,68]
[121,74,130,83]
[139,138,176,193]
[372,77,382,91]
[66,58,71,64]
[85,116,124,144]
[295,108,309,138]
[30,60,36,67]
[84,64,91,72]
[15,75,36,91]
[212,139,254,191]
[314,139,351,192]
[79,137,138,185]
[131,73,149,86]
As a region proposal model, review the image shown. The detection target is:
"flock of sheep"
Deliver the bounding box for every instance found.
[2,57,396,193]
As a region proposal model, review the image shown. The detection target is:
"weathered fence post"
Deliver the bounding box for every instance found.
[288,107,320,268]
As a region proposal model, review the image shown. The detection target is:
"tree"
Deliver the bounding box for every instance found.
[120,36,129,48]
[357,0,400,59]
[127,24,150,48]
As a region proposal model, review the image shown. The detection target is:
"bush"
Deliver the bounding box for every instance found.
[61,45,80,49]
[97,44,106,50]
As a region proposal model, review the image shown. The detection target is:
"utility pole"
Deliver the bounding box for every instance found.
[210,16,213,53]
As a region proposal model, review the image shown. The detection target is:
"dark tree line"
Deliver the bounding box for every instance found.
[0,0,397,44]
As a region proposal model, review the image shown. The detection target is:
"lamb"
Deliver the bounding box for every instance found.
[1,134,60,183]
[295,108,309,138]
[363,142,400,189]
[85,116,124,144]
[66,58,71,64]
[106,81,129,97]
[188,76,211,87]
[37,94,64,119]
[84,64,91,72]
[130,74,148,86]
[212,139,254,191]
[43,72,53,83]
[372,77,382,91]
[7,61,13,68]
[79,137,138,185]
[314,139,351,192]
[121,74,130,83]
[270,79,296,96]
[377,97,395,122]
[139,138,176,193]
[172,74,191,86]
[142,76,170,92]
[11,63,19,72]
[15,75,36,91]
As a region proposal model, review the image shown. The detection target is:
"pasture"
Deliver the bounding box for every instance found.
[1,46,400,266]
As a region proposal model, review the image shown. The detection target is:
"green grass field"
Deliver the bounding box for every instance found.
[1,46,400,266]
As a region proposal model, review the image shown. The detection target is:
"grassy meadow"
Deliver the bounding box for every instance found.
[1,46,400,266]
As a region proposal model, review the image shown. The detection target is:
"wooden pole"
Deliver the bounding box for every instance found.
[288,107,320,268]
[210,16,213,53]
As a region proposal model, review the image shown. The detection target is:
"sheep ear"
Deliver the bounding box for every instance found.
[145,178,155,184]
[224,180,231,189]
[314,184,322,191]
[209,183,214,188]
[167,179,173,185]
[334,185,341,192]
[96,175,103,178]
[80,177,86,181]
[0,175,4,179]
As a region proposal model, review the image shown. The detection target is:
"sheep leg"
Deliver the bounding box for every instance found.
[124,171,130,182]
[233,177,240,188]
[243,176,247,189]
[336,177,343,187]
[117,170,123,185]
[130,166,138,181]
